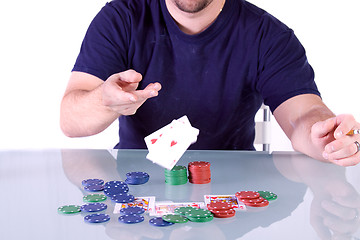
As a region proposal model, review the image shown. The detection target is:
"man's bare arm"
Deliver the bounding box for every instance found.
[273,94,360,166]
[60,70,161,137]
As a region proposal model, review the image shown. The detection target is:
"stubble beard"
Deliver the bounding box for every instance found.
[173,0,214,13]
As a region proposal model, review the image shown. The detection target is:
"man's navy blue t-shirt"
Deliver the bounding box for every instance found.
[72,0,320,150]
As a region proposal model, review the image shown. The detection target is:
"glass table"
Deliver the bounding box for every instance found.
[1,149,359,240]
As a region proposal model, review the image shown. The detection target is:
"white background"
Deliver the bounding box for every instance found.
[0,0,359,150]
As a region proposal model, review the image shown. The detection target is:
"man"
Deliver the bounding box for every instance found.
[60,0,360,166]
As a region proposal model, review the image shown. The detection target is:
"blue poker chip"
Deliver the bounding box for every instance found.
[149,217,174,227]
[84,213,110,223]
[111,193,135,203]
[118,214,144,224]
[104,184,129,195]
[104,181,127,188]
[82,179,104,187]
[120,206,145,215]
[125,172,150,185]
[125,178,149,185]
[84,184,105,192]
[126,172,150,179]
[81,203,107,212]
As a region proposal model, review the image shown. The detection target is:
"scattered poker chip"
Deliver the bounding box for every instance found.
[235,190,272,208]
[185,208,213,218]
[257,191,277,201]
[84,213,110,223]
[82,179,104,187]
[104,181,127,188]
[83,194,107,203]
[245,199,269,208]
[235,191,260,199]
[149,217,175,227]
[207,201,232,211]
[118,214,144,224]
[239,196,265,204]
[164,165,188,185]
[187,215,214,223]
[188,161,211,184]
[162,214,188,223]
[58,205,81,214]
[111,193,135,203]
[125,172,150,185]
[211,209,236,218]
[84,184,105,192]
[81,203,107,212]
[174,206,197,216]
[120,206,145,215]
[207,201,236,218]
[104,185,129,197]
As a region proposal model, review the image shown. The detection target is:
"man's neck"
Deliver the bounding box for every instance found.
[165,0,225,35]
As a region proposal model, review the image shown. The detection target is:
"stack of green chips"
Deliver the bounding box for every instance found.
[164,165,188,185]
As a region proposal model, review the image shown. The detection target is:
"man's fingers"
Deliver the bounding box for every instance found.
[115,69,143,84]
[333,114,357,139]
[130,82,162,102]
[312,117,336,139]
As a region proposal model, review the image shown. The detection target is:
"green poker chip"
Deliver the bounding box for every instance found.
[83,194,107,203]
[185,208,212,218]
[257,191,277,201]
[162,214,189,223]
[187,215,214,223]
[174,206,197,216]
[58,205,81,214]
[165,165,187,173]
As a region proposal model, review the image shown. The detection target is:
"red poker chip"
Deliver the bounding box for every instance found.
[235,191,260,199]
[188,161,211,168]
[189,175,211,179]
[209,209,234,215]
[244,199,269,208]
[188,166,211,170]
[238,196,265,204]
[189,179,211,184]
[212,209,236,218]
[207,201,232,211]
[189,178,211,182]
[188,173,211,177]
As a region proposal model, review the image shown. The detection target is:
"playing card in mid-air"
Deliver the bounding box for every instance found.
[144,116,199,169]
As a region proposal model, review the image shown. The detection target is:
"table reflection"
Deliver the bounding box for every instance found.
[60,150,360,240]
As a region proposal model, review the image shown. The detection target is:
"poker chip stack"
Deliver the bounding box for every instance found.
[235,191,269,208]
[164,165,188,185]
[125,172,150,185]
[188,161,211,184]
[207,201,236,218]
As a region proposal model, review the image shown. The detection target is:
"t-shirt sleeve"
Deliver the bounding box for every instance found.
[256,16,320,112]
[72,2,129,81]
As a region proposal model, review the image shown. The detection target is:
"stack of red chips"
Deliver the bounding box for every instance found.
[207,201,236,218]
[188,161,211,184]
[235,191,269,207]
